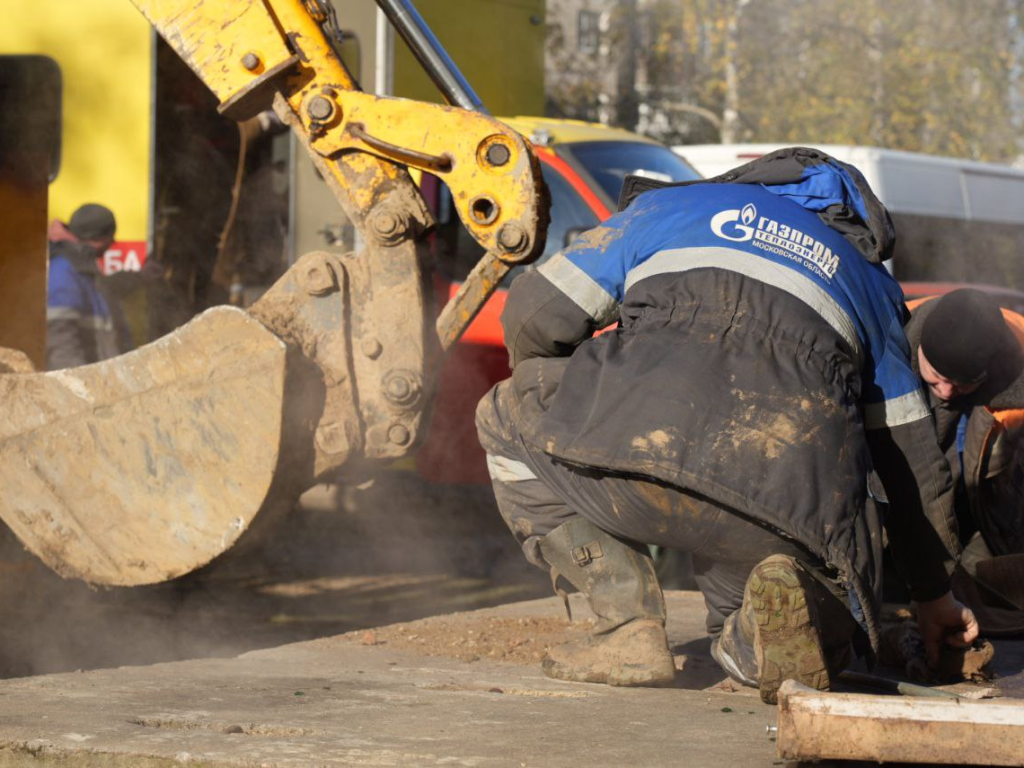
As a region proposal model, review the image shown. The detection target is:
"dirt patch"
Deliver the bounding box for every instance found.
[341,614,592,665]
[339,611,739,692]
[573,225,619,251]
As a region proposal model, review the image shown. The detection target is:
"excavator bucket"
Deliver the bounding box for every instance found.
[0,0,547,588]
[0,308,287,585]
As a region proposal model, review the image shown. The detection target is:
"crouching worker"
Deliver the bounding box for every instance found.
[476,148,978,703]
[904,290,1024,620]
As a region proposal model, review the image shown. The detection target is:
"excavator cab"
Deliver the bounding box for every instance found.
[0,0,548,586]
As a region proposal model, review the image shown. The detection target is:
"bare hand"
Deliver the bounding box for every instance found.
[914,591,980,668]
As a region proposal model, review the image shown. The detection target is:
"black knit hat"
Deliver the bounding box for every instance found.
[920,289,1014,384]
[68,203,116,241]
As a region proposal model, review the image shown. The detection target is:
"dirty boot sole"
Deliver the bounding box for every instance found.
[749,556,828,704]
[542,619,675,687]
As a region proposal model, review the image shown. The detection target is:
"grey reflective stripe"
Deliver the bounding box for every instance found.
[486,454,538,483]
[624,246,863,363]
[863,390,931,430]
[81,316,114,332]
[46,306,83,321]
[46,307,113,332]
[537,252,619,325]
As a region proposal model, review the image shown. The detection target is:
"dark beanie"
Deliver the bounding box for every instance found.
[68,203,116,241]
[921,289,1013,384]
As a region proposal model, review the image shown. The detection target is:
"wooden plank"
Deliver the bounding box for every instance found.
[776,680,1024,765]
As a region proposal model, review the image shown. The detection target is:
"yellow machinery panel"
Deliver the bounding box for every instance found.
[393,0,545,116]
[0,0,152,245]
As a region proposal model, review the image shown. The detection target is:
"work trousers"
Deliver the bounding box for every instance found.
[477,379,829,638]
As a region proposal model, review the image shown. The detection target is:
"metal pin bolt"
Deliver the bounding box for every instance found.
[485,143,511,167]
[242,53,261,71]
[361,337,383,360]
[307,95,335,121]
[299,262,336,296]
[371,210,401,238]
[497,222,527,253]
[387,424,411,446]
[387,376,410,400]
[382,370,421,407]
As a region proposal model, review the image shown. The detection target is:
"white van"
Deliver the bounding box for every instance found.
[674,143,1024,287]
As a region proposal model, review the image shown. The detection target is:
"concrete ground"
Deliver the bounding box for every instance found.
[0,591,1021,768]
[1,475,1022,767]
[0,592,790,767]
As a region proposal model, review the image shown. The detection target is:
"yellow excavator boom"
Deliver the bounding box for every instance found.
[0,0,547,585]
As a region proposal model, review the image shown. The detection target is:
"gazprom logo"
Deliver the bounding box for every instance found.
[710,203,757,242]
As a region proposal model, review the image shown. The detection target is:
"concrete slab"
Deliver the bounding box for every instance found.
[0,592,1019,768]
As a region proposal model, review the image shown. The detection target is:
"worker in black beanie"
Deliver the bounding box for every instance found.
[905,288,1024,627]
[46,203,130,369]
[67,203,117,244]
[917,289,1020,402]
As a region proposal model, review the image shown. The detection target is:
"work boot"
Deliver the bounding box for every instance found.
[711,597,760,689]
[715,555,853,704]
[538,518,675,687]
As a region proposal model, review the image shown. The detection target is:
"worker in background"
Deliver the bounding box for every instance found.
[46,203,132,370]
[904,290,1024,587]
[476,147,978,704]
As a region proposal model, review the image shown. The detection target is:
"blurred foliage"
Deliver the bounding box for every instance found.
[545,15,606,122]
[548,0,1024,162]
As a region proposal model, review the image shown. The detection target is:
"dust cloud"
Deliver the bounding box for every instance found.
[0,472,548,680]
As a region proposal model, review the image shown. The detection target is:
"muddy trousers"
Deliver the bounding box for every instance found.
[476,380,850,646]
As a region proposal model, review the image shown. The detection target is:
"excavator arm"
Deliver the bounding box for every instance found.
[0,0,547,586]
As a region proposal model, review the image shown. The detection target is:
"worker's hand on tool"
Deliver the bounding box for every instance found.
[914,591,980,668]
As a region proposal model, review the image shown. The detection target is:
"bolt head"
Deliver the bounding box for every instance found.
[387,376,410,400]
[242,53,261,71]
[372,211,400,236]
[382,370,421,406]
[369,207,408,245]
[387,424,411,446]
[300,262,337,295]
[361,337,383,360]
[497,222,527,253]
[486,143,512,167]
[307,95,335,121]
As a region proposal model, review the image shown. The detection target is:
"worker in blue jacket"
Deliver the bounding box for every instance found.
[46,204,131,370]
[477,147,978,703]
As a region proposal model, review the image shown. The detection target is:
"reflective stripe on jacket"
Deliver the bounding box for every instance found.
[500,150,960,652]
[46,242,123,370]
